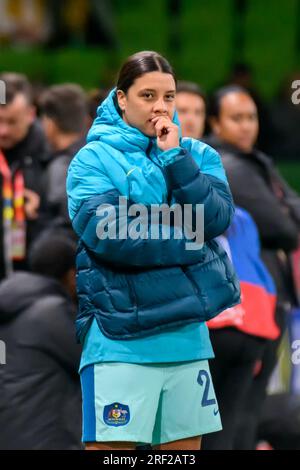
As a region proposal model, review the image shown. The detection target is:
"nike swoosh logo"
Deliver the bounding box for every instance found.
[213,408,219,416]
[126,167,142,177]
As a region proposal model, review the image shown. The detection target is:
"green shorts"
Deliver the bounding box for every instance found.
[80,360,222,446]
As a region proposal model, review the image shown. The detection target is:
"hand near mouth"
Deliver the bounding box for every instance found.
[151,116,179,151]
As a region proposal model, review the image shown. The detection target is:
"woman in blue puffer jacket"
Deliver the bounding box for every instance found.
[66,51,240,451]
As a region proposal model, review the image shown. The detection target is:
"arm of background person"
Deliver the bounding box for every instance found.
[32,296,81,377]
[223,157,299,251]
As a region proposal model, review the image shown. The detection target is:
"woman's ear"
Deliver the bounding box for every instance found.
[117,89,126,113]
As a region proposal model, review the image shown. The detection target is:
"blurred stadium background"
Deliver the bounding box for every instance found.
[1,0,300,188]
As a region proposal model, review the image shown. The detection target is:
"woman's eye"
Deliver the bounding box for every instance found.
[143,92,153,99]
[166,95,175,101]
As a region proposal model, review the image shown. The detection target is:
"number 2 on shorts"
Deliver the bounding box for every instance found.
[197,370,216,407]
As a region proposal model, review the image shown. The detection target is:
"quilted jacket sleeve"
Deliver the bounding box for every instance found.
[72,190,205,268]
[161,144,235,241]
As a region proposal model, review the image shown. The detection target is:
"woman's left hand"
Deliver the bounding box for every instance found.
[151,116,179,151]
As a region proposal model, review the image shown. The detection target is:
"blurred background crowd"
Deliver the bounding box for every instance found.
[0,0,300,451]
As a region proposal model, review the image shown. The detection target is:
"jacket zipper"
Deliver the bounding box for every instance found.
[146,139,172,204]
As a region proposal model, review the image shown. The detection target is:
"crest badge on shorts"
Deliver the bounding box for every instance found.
[103,402,130,427]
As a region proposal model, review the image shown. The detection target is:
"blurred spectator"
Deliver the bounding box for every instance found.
[0,72,50,279]
[175,81,206,139]
[0,231,82,450]
[203,208,279,450]
[225,63,273,153]
[207,85,300,448]
[39,84,87,228]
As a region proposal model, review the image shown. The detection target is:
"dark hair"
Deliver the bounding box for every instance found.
[176,80,206,104]
[39,84,88,133]
[116,51,176,94]
[208,85,252,119]
[28,232,77,280]
[87,88,110,121]
[0,72,33,105]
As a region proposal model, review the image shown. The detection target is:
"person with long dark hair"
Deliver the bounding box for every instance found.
[66,51,240,451]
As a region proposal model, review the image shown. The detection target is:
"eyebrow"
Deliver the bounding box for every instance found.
[139,88,176,93]
[231,111,258,116]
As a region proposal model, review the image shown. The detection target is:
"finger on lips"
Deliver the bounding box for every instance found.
[151,116,171,125]
[151,118,172,136]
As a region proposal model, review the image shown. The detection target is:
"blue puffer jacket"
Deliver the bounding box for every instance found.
[67,88,241,343]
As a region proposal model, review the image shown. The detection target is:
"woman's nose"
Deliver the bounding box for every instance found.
[153,98,168,114]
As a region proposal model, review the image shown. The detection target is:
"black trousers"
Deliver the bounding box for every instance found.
[233,304,288,449]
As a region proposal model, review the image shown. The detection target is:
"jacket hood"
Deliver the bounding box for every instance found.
[87,87,181,152]
[0,272,67,323]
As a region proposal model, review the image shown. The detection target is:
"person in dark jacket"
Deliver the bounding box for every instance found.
[67,51,240,451]
[39,84,88,229]
[207,84,300,449]
[203,208,279,450]
[0,73,50,279]
[0,232,82,450]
